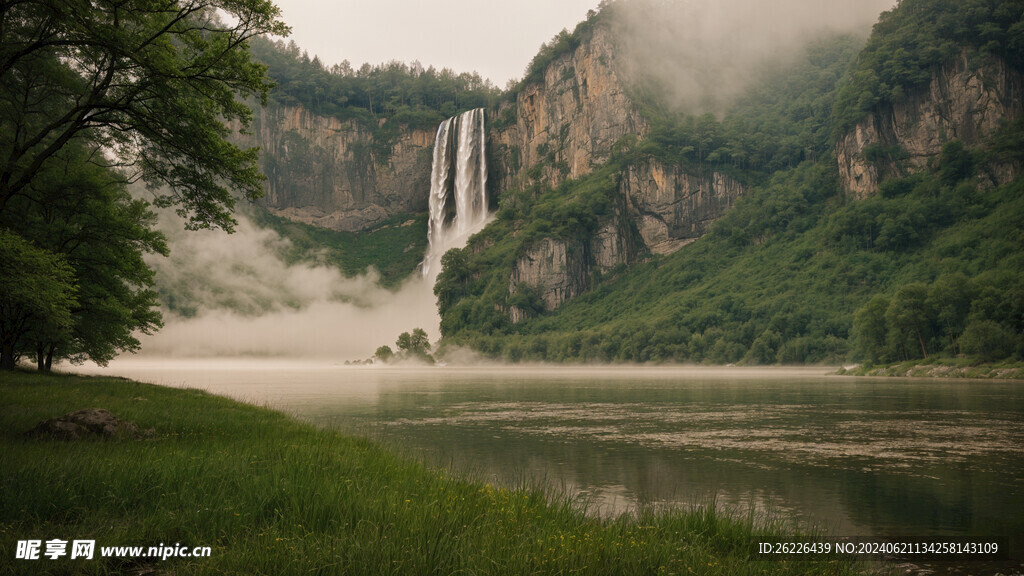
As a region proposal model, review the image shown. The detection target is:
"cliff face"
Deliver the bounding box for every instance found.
[243,21,746,317]
[507,197,640,319]
[491,25,745,317]
[837,50,1024,198]
[621,160,746,255]
[490,26,648,192]
[236,106,434,231]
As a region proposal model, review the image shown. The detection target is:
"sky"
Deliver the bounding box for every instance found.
[268,0,602,87]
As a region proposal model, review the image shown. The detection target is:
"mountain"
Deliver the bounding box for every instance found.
[434,0,1024,365]
[239,0,1024,366]
[232,39,501,232]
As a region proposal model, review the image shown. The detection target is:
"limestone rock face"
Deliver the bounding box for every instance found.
[837,51,1024,198]
[491,26,647,193]
[621,159,745,254]
[506,197,644,321]
[233,106,434,231]
[509,238,588,316]
[495,26,747,318]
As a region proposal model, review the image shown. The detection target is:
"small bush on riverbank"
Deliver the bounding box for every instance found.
[1,372,872,575]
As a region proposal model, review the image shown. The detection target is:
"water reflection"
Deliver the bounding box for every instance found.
[74,361,1024,568]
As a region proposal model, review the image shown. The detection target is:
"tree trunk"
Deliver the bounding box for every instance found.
[36,343,45,371]
[1,344,15,370]
[915,325,928,359]
[44,344,55,371]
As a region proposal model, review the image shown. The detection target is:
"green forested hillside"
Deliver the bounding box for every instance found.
[832,0,1024,136]
[442,146,1023,364]
[251,210,428,288]
[436,0,1024,366]
[251,37,503,127]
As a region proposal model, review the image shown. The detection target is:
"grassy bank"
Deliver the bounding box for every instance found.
[1,371,871,575]
[838,359,1024,380]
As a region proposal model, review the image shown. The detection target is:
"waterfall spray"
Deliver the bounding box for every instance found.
[422,108,488,278]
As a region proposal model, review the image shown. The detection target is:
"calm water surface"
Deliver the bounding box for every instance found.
[75,360,1024,569]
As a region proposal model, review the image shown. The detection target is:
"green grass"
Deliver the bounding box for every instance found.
[1,371,875,575]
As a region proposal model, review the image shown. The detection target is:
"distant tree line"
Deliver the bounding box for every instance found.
[249,37,502,131]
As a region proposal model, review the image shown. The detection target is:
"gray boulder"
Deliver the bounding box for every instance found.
[26,409,152,440]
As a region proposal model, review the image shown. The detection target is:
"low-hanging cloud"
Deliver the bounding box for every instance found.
[612,0,897,114]
[139,207,440,360]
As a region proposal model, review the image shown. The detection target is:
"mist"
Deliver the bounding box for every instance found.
[612,0,897,114]
[133,0,900,360]
[139,208,440,360]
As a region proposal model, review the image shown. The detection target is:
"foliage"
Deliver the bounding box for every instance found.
[0,0,288,231]
[633,36,864,178]
[960,320,1020,362]
[249,209,428,288]
[832,0,1024,137]
[0,143,168,370]
[395,327,433,363]
[853,270,1024,365]
[374,345,394,362]
[0,231,77,369]
[249,37,501,160]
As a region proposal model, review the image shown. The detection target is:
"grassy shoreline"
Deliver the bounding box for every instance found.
[837,360,1024,380]
[1,371,872,575]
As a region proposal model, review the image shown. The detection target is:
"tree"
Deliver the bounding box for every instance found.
[0,0,289,232]
[960,320,1018,362]
[374,345,394,363]
[396,328,433,362]
[1,142,168,369]
[0,229,77,369]
[926,273,973,354]
[853,295,890,364]
[885,283,934,360]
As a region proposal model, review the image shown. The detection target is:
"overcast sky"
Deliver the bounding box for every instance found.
[269,0,602,86]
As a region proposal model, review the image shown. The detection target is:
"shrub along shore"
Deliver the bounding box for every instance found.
[0,371,873,575]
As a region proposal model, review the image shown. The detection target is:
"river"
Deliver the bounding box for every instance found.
[73,360,1024,573]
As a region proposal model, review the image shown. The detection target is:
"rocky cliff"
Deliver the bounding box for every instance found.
[507,195,639,320]
[235,106,434,231]
[621,160,746,255]
[490,26,648,192]
[241,19,746,316]
[837,50,1024,198]
[492,24,745,316]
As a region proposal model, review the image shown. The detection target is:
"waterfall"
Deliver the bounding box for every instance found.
[422,108,488,278]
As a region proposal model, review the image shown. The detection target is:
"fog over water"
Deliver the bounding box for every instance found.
[140,209,440,360]
[70,360,1024,576]
[134,0,900,360]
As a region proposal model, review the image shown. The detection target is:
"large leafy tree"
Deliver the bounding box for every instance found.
[0,229,77,369]
[0,0,287,370]
[1,143,169,370]
[0,0,289,231]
